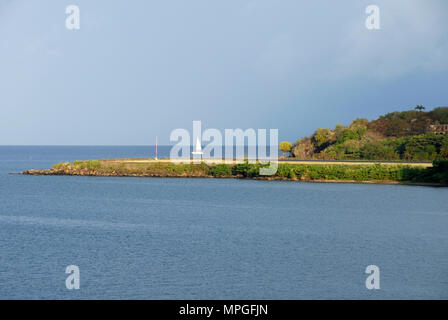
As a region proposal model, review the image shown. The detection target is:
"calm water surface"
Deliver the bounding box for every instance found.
[0,146,447,299]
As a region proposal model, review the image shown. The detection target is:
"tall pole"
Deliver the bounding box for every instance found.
[155,136,158,160]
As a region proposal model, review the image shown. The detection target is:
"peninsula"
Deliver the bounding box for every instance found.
[23,158,448,186]
[23,106,448,185]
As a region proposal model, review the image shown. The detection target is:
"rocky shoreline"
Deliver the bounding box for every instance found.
[22,168,210,178]
[22,168,444,186]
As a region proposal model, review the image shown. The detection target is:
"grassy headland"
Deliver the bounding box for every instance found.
[23,159,448,186]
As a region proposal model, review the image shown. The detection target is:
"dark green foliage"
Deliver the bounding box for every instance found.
[232,162,260,177]
[290,164,413,182]
[330,133,447,161]
[360,141,400,160]
[419,160,448,184]
[439,145,448,160]
[215,162,432,182]
[398,160,448,184]
[209,164,232,177]
[313,128,332,148]
[291,107,448,161]
[403,133,447,161]
[428,107,448,124]
[277,164,295,178]
[337,129,362,144]
[209,162,436,183]
[433,160,448,183]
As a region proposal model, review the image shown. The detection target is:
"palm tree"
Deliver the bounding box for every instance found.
[415,105,425,111]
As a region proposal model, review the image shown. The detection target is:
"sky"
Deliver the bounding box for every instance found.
[0,0,447,145]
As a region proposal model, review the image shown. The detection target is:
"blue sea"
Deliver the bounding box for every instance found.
[0,146,447,299]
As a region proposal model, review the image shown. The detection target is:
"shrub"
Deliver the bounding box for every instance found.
[233,162,260,177]
[209,164,232,177]
[277,164,295,178]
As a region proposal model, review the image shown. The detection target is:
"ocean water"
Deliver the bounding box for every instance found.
[0,146,447,299]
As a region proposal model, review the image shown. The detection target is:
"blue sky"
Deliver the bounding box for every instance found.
[0,0,447,145]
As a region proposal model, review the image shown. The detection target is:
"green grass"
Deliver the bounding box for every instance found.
[50,160,448,184]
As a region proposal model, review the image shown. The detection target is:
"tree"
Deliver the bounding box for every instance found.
[334,124,345,133]
[337,129,360,143]
[385,118,409,137]
[313,128,331,148]
[350,118,369,128]
[415,105,425,111]
[429,107,448,123]
[279,141,293,156]
[439,145,448,160]
[360,141,399,160]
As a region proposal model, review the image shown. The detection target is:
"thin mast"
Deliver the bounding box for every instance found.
[155,136,158,160]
